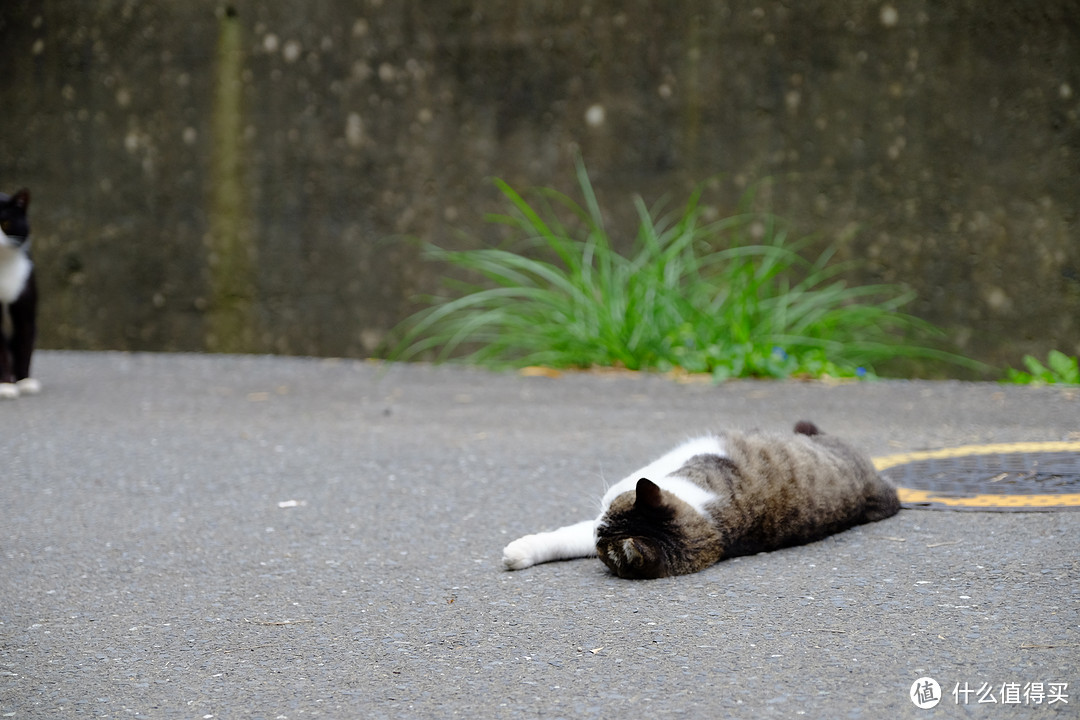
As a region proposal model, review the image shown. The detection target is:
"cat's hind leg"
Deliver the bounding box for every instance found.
[502,520,596,570]
[862,478,902,522]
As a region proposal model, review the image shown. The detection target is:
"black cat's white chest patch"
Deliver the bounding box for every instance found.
[0,244,32,304]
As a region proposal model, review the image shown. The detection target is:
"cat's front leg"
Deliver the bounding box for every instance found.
[502,519,597,570]
[15,378,40,395]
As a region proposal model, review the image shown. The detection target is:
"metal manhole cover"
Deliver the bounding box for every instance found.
[874,441,1080,512]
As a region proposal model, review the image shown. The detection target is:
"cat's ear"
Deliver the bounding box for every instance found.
[635,478,664,510]
[12,189,29,209]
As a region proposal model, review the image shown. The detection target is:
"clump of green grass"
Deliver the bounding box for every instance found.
[1004,350,1079,385]
[390,160,978,380]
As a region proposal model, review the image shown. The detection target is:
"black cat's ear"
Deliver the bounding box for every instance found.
[12,189,29,209]
[635,478,664,510]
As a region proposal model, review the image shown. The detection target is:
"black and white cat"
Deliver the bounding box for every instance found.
[503,421,899,578]
[0,189,40,399]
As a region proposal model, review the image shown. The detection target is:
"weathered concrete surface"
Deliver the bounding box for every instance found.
[1,352,1077,717]
[1,2,1079,369]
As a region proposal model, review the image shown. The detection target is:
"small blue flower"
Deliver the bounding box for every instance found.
[856,366,867,378]
[771,346,788,360]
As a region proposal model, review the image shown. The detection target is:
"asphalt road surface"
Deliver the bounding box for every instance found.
[2,352,1078,718]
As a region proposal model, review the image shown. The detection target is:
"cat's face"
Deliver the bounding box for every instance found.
[0,189,31,244]
[595,478,723,579]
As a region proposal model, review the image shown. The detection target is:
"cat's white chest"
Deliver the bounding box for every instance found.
[600,435,726,515]
[0,245,32,304]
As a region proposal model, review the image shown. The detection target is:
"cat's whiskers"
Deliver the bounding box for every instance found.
[591,466,611,514]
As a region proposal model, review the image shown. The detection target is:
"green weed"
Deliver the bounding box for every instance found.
[1005,350,1080,385]
[390,160,979,380]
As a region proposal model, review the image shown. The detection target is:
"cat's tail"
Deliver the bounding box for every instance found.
[793,420,821,436]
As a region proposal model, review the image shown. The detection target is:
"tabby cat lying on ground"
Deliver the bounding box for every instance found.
[503,421,899,578]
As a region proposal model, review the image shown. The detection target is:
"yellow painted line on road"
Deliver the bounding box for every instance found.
[873,441,1080,510]
[873,441,1080,471]
[894,488,1080,508]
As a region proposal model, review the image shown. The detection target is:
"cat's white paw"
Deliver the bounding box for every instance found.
[0,383,18,399]
[503,521,598,570]
[502,535,542,570]
[15,378,40,395]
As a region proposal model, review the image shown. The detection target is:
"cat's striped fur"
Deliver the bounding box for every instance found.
[503,421,899,579]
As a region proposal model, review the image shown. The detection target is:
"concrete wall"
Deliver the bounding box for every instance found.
[2,1,1078,373]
